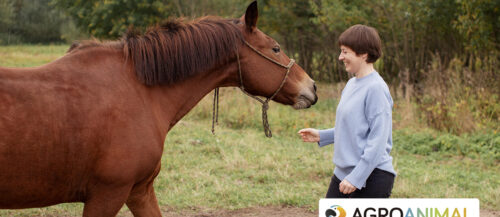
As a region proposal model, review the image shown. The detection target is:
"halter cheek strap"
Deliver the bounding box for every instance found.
[212,40,295,138]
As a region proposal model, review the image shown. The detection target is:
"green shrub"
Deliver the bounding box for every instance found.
[394,130,500,164]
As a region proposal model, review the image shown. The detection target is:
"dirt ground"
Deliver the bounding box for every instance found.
[119,206,498,217]
[16,206,498,216]
[157,206,316,217]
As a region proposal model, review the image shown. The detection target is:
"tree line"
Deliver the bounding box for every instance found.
[1,0,498,133]
[2,0,498,81]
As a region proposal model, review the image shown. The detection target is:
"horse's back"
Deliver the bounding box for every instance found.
[0,49,160,208]
[0,58,111,206]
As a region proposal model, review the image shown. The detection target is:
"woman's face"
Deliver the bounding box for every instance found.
[338,45,366,74]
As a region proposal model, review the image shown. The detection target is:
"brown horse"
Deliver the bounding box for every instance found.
[0,1,317,217]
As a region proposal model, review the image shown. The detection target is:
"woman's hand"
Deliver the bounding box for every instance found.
[298,128,320,143]
[339,179,356,194]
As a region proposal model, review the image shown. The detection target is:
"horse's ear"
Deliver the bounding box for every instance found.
[244,1,258,32]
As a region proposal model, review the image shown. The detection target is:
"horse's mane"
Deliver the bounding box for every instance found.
[124,17,244,86]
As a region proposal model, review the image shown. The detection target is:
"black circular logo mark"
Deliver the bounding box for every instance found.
[325,209,337,217]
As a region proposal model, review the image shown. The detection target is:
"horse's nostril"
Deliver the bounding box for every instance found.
[313,83,317,92]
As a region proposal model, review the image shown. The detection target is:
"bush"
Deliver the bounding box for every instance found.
[417,56,499,134]
[394,129,500,164]
[0,0,86,45]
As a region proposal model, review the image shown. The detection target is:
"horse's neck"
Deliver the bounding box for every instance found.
[146,63,239,136]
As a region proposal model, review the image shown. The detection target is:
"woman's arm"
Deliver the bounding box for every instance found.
[318,128,335,147]
[298,128,335,147]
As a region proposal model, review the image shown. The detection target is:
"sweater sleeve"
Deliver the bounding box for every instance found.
[344,84,392,189]
[318,128,335,147]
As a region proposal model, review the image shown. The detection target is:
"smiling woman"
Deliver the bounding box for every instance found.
[298,24,396,198]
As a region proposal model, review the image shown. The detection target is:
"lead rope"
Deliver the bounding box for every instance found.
[211,87,219,135]
[236,46,294,137]
[211,41,295,138]
[236,51,271,137]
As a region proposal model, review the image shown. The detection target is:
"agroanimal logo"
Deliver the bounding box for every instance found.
[325,205,347,217]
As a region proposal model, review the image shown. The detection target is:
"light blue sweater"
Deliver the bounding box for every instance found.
[318,71,396,189]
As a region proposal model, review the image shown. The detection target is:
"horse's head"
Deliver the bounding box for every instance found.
[235,1,317,109]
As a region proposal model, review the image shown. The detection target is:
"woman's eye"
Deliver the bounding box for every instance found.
[272,47,280,53]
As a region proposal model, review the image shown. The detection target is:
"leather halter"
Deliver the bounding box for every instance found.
[212,40,295,138]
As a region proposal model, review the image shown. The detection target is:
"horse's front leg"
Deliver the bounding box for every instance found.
[126,163,162,217]
[82,183,132,217]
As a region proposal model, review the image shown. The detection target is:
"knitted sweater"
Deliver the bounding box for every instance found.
[318,71,396,189]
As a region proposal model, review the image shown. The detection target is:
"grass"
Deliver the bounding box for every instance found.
[0,45,498,216]
[0,44,68,67]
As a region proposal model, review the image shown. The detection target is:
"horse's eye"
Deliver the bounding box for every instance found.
[272,47,280,53]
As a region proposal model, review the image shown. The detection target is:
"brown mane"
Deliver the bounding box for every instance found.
[124,17,243,86]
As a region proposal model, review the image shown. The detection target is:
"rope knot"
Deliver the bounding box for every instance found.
[262,101,270,111]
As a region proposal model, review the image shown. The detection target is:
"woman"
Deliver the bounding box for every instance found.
[298,24,396,198]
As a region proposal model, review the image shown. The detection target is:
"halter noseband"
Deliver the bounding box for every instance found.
[212,40,295,138]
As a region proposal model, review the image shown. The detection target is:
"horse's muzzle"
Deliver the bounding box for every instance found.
[293,92,317,109]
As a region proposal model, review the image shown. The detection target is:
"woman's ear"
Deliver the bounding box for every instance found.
[361,53,368,61]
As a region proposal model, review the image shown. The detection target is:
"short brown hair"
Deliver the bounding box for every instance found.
[338,24,382,63]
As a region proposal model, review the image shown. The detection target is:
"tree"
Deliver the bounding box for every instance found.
[309,0,368,81]
[0,0,15,44]
[51,0,249,39]
[13,0,66,43]
[259,0,327,79]
[52,0,172,39]
[455,0,500,66]
[0,0,75,44]
[0,0,14,28]
[309,0,465,84]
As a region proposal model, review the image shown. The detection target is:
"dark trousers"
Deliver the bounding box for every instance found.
[326,168,395,198]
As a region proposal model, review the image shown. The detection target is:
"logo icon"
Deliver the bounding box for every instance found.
[325,205,346,217]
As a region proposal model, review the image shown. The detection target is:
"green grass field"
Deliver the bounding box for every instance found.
[0,45,498,216]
